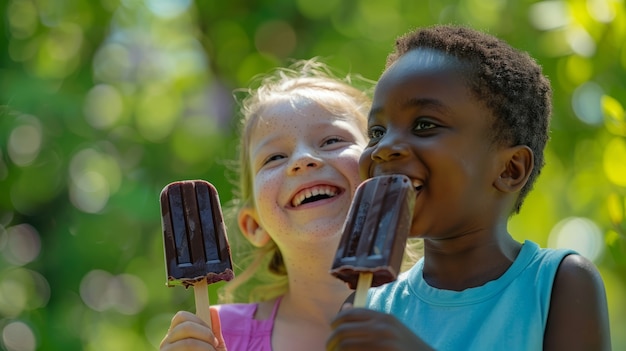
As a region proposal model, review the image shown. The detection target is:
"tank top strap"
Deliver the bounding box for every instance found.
[269,295,283,320]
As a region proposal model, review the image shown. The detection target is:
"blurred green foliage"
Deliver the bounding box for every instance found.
[1,0,625,350]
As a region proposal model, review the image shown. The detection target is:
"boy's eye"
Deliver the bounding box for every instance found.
[414,121,436,131]
[367,126,386,140]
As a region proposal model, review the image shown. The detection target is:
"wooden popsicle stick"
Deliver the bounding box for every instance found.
[353,272,373,308]
[193,280,212,328]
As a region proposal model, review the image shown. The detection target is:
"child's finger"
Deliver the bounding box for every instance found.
[161,311,217,350]
[170,310,205,328]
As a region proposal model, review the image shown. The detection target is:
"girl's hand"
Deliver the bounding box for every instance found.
[160,308,226,351]
[326,304,434,351]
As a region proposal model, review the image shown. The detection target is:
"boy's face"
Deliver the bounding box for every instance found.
[361,48,507,238]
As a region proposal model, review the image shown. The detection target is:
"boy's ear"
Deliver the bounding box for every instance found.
[494,145,534,193]
[238,207,271,248]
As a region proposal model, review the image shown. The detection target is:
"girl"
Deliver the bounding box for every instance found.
[161,59,372,351]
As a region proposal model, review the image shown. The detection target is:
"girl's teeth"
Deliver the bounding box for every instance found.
[293,186,338,207]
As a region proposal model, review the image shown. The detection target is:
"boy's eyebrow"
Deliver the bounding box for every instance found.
[369,97,450,118]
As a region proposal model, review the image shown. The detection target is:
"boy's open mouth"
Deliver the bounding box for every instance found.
[291,185,339,207]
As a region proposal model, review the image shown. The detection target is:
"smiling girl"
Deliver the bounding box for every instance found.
[160,59,372,351]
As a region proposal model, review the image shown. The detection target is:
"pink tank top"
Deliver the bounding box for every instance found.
[216,297,282,351]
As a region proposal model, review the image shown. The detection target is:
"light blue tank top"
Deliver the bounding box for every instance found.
[366,240,575,350]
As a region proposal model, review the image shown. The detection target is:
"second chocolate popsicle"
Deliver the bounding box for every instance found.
[330,174,416,306]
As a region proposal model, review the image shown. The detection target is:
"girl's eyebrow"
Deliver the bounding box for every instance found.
[250,136,278,162]
[369,97,450,119]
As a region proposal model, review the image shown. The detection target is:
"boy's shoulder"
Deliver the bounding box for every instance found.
[551,253,605,297]
[544,251,611,349]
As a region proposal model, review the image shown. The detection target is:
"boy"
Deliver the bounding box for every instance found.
[327,25,611,350]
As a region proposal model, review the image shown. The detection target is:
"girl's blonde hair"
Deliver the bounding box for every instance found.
[220,58,373,303]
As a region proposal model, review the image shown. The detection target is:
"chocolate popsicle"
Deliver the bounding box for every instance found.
[160,180,234,326]
[330,174,415,307]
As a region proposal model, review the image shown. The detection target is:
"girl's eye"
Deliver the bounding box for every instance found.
[322,137,343,146]
[263,154,285,165]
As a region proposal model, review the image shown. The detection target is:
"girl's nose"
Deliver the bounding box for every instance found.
[288,152,322,175]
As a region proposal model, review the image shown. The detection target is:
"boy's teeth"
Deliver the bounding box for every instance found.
[412,180,423,190]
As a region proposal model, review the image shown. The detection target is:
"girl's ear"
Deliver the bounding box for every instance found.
[238,207,271,248]
[494,145,534,193]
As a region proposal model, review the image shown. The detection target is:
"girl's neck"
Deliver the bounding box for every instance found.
[280,246,351,318]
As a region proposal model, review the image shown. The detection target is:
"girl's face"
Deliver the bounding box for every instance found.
[245,96,367,250]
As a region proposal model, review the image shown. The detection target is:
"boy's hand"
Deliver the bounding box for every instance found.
[160,308,226,351]
[327,304,434,351]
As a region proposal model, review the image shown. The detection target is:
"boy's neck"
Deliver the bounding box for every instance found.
[421,234,522,291]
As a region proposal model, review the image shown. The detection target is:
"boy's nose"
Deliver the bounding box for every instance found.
[371,139,410,162]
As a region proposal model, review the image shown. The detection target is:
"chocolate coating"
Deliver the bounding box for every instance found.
[160,180,234,288]
[330,174,415,289]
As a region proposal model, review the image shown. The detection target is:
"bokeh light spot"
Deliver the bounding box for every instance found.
[566,25,596,57]
[607,193,624,225]
[93,42,133,83]
[2,224,41,266]
[602,95,626,136]
[135,87,181,142]
[70,171,109,213]
[80,270,113,312]
[586,0,615,22]
[529,1,570,30]
[603,137,626,187]
[572,82,604,125]
[8,116,42,167]
[79,270,148,315]
[146,0,192,19]
[110,274,148,315]
[1,321,36,351]
[0,278,27,318]
[69,148,122,213]
[47,22,84,61]
[7,0,38,39]
[0,268,51,318]
[564,55,593,86]
[84,84,124,129]
[548,217,604,262]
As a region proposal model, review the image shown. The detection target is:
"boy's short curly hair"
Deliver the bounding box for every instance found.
[387,25,552,214]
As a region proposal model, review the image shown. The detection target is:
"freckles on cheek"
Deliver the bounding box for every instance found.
[256,176,282,203]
